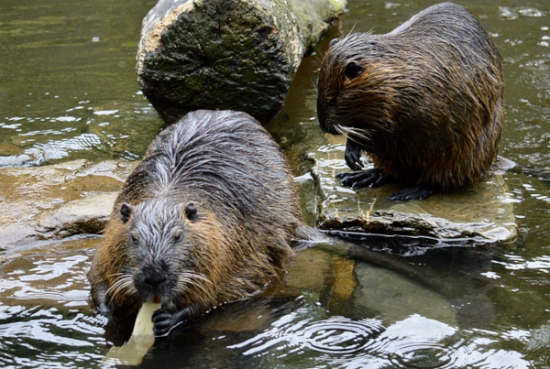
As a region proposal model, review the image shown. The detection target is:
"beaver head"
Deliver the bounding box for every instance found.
[317,33,421,155]
[111,198,216,311]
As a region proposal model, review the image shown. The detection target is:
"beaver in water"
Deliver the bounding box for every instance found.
[87,110,311,337]
[317,2,504,200]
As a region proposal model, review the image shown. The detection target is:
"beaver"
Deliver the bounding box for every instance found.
[87,110,311,337]
[317,2,504,200]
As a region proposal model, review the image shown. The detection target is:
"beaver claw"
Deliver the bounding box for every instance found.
[388,185,435,201]
[338,170,435,200]
[337,168,390,188]
[344,138,364,171]
[152,308,193,337]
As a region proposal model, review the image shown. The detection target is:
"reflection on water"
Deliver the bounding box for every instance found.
[300,317,383,355]
[231,315,385,357]
[0,237,108,368]
[0,87,161,166]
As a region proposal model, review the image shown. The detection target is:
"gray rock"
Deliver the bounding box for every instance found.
[309,136,518,246]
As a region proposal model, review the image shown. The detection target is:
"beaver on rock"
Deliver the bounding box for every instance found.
[88,110,311,337]
[317,2,504,200]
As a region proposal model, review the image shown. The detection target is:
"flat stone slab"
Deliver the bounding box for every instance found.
[309,136,518,246]
[0,160,136,248]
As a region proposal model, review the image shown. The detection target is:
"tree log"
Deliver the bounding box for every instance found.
[137,0,345,124]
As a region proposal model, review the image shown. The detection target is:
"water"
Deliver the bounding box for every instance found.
[0,0,162,166]
[1,0,550,368]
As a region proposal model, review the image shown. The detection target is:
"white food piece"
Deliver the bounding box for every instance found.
[133,302,162,335]
[103,302,162,365]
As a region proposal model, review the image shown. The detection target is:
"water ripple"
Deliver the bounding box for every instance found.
[301,317,384,355]
[229,313,385,358]
[388,342,456,369]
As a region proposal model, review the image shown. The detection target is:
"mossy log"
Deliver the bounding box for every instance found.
[137,0,345,124]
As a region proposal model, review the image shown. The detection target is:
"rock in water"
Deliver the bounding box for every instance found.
[309,137,518,247]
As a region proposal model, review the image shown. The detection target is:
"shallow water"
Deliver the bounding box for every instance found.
[1,0,550,368]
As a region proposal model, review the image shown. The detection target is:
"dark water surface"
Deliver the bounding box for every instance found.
[0,0,162,166]
[1,0,550,368]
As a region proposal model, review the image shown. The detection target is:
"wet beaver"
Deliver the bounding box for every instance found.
[317,2,504,200]
[87,110,310,337]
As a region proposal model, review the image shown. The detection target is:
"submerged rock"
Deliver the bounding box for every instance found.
[0,160,135,248]
[353,262,457,325]
[309,136,518,246]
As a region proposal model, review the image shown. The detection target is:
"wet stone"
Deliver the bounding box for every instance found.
[0,160,136,249]
[309,136,518,246]
[37,192,118,238]
[285,247,332,291]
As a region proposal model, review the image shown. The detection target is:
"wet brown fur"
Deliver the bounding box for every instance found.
[88,110,305,319]
[317,2,504,191]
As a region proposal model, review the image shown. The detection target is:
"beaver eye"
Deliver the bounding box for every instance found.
[185,202,198,221]
[345,61,365,80]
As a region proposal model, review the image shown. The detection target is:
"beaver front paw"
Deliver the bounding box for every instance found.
[344,137,364,171]
[152,308,191,337]
[388,185,435,201]
[98,302,112,317]
[337,168,390,188]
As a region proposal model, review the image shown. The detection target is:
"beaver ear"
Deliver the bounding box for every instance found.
[185,202,198,221]
[345,61,365,80]
[120,203,133,223]
[329,38,339,48]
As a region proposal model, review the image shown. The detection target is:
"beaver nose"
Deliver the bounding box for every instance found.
[143,274,167,288]
[317,99,339,135]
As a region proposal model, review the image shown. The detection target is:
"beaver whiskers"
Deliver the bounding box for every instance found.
[106,273,137,303]
[334,125,376,146]
[175,272,213,296]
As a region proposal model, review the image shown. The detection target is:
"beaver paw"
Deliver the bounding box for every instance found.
[344,140,364,171]
[337,168,390,188]
[388,185,435,201]
[98,302,112,316]
[152,309,188,337]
